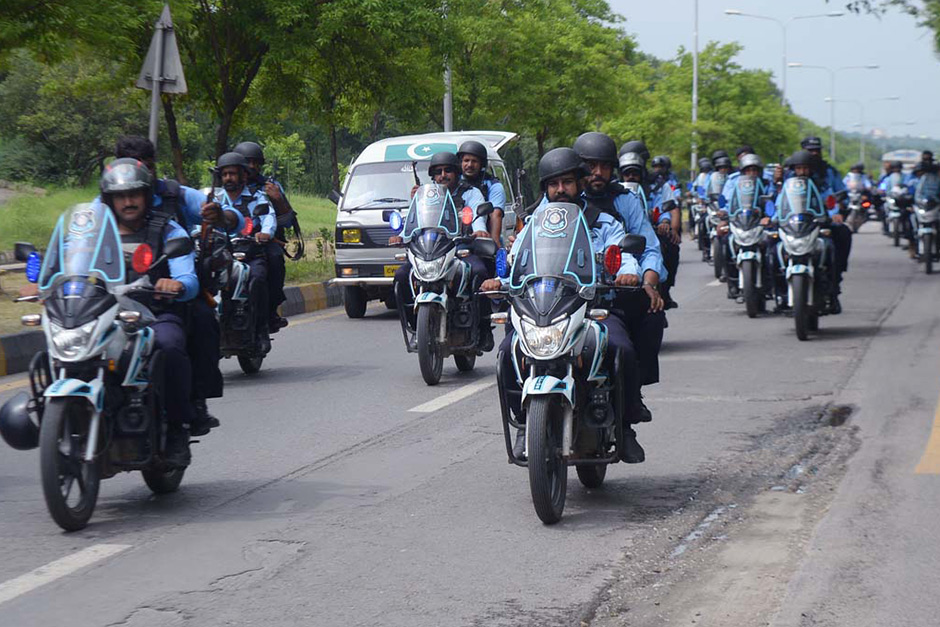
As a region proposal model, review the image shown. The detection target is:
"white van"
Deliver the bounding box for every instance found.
[330,131,520,318]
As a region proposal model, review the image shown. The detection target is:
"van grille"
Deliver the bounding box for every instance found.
[365,226,396,245]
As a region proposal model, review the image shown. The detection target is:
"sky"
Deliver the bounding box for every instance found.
[607,0,938,141]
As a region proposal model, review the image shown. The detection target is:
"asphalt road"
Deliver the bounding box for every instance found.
[1,222,939,627]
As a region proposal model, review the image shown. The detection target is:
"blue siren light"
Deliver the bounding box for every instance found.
[388,211,403,233]
[718,195,727,209]
[495,248,509,279]
[26,251,42,284]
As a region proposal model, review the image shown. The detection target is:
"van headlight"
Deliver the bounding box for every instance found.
[413,256,446,281]
[49,320,96,359]
[520,318,569,358]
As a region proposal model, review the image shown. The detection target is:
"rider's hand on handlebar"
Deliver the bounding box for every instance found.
[255,232,272,243]
[19,284,39,298]
[154,278,183,299]
[831,213,845,224]
[760,217,771,226]
[644,284,664,313]
[472,230,491,239]
[480,278,504,296]
[200,202,223,226]
[614,274,639,287]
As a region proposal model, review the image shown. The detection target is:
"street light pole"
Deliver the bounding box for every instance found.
[826,95,900,163]
[691,0,699,176]
[724,9,843,104]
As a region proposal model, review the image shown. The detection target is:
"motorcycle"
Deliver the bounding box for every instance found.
[0,203,195,530]
[389,184,497,386]
[688,184,710,260]
[776,179,840,341]
[726,179,772,318]
[706,172,729,279]
[844,173,870,234]
[914,171,940,274]
[884,173,908,247]
[490,202,645,524]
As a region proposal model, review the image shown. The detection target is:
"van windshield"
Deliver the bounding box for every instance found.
[342,162,433,209]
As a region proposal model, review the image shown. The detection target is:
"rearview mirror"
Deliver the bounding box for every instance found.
[328,189,342,205]
[252,203,271,217]
[476,202,494,217]
[14,242,37,262]
[619,234,646,257]
[471,237,498,258]
[164,237,194,259]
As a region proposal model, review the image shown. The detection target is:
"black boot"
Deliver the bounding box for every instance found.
[479,326,495,352]
[268,315,288,333]
[621,427,646,464]
[190,399,219,436]
[164,426,192,468]
[632,398,653,423]
[513,427,526,461]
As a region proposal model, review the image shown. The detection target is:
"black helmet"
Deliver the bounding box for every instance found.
[711,149,729,161]
[739,154,763,170]
[100,158,153,196]
[735,144,754,158]
[714,156,733,169]
[850,162,865,172]
[0,391,39,451]
[618,151,645,173]
[427,151,460,175]
[538,147,588,187]
[800,136,823,151]
[456,140,488,167]
[233,141,265,163]
[889,160,903,172]
[217,151,249,170]
[923,150,934,161]
[619,140,649,162]
[651,155,668,169]
[698,157,714,172]
[789,150,815,167]
[573,132,618,165]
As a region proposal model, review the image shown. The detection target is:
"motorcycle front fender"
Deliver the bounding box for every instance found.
[521,374,575,408]
[414,290,447,310]
[44,377,105,413]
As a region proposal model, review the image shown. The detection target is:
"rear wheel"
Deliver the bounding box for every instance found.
[454,353,476,372]
[712,239,723,279]
[141,468,185,494]
[39,398,100,531]
[417,306,443,386]
[576,464,607,489]
[343,286,368,319]
[742,260,759,318]
[527,397,567,524]
[792,274,811,341]
[893,220,900,247]
[925,234,934,274]
[237,354,263,375]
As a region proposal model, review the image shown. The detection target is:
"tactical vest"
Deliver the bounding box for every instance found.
[155,179,184,227]
[122,219,171,286]
[583,183,627,226]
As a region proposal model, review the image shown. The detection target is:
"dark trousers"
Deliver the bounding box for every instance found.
[265,241,286,319]
[659,233,680,294]
[614,291,665,386]
[247,256,269,335]
[830,222,852,290]
[188,297,223,400]
[152,312,194,426]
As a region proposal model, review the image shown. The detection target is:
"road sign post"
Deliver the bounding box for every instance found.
[136,4,187,150]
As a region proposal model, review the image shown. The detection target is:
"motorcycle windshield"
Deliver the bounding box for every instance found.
[729,176,760,214]
[401,184,459,240]
[777,177,825,220]
[509,202,595,291]
[916,171,940,203]
[39,202,125,292]
[886,172,904,191]
[708,172,727,196]
[845,173,864,191]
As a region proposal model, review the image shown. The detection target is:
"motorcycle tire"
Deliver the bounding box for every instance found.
[926,234,934,275]
[454,353,476,372]
[343,286,368,319]
[40,398,101,531]
[417,306,443,386]
[742,260,759,319]
[576,464,607,489]
[238,354,264,375]
[527,396,567,525]
[712,239,723,279]
[792,274,811,341]
[142,467,186,494]
[893,221,900,247]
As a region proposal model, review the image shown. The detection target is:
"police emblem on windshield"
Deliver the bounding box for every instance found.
[741,178,755,191]
[540,207,569,237]
[788,178,806,192]
[68,207,97,238]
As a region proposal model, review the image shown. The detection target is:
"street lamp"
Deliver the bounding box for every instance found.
[826,95,901,162]
[791,63,879,161]
[724,9,844,103]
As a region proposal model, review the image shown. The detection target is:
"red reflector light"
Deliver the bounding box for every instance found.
[132,243,154,274]
[241,219,254,236]
[604,245,621,276]
[651,207,661,223]
[825,195,837,210]
[461,206,474,226]
[862,201,871,208]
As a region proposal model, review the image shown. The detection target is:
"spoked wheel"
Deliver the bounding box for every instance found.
[792,274,812,341]
[142,467,186,494]
[576,464,607,489]
[527,397,567,524]
[712,239,723,278]
[417,306,443,386]
[454,353,476,372]
[742,260,759,318]
[237,353,264,375]
[39,398,100,531]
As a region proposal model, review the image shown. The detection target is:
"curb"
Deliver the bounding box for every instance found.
[0,280,344,377]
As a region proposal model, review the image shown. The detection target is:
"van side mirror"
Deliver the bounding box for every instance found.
[328,189,342,205]
[14,242,37,262]
[619,234,646,257]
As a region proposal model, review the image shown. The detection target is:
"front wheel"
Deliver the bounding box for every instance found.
[527,397,568,524]
[712,238,723,279]
[237,353,264,375]
[141,467,186,494]
[742,260,759,318]
[925,233,934,275]
[892,220,900,247]
[417,306,443,386]
[576,464,606,489]
[39,398,101,531]
[792,274,811,341]
[454,353,476,372]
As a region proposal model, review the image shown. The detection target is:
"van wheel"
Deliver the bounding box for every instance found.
[344,286,368,318]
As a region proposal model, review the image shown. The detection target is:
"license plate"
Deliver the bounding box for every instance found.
[384,265,400,277]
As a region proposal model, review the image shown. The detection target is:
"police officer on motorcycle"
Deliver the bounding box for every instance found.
[99,159,200,466]
[234,141,295,333]
[390,151,495,352]
[457,140,506,244]
[649,155,681,309]
[210,152,275,353]
[481,147,647,463]
[114,136,242,436]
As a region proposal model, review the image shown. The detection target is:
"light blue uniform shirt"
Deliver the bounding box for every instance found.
[214,186,275,236]
[163,220,199,302]
[153,183,245,234]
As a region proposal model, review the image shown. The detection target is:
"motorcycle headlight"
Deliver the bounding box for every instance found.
[779,228,818,256]
[49,320,96,359]
[412,256,447,281]
[730,223,763,247]
[520,318,569,358]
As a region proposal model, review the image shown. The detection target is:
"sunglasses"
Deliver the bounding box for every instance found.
[430,166,457,176]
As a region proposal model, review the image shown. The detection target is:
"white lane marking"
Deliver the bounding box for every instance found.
[408,379,496,413]
[0,544,131,606]
[707,279,722,287]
